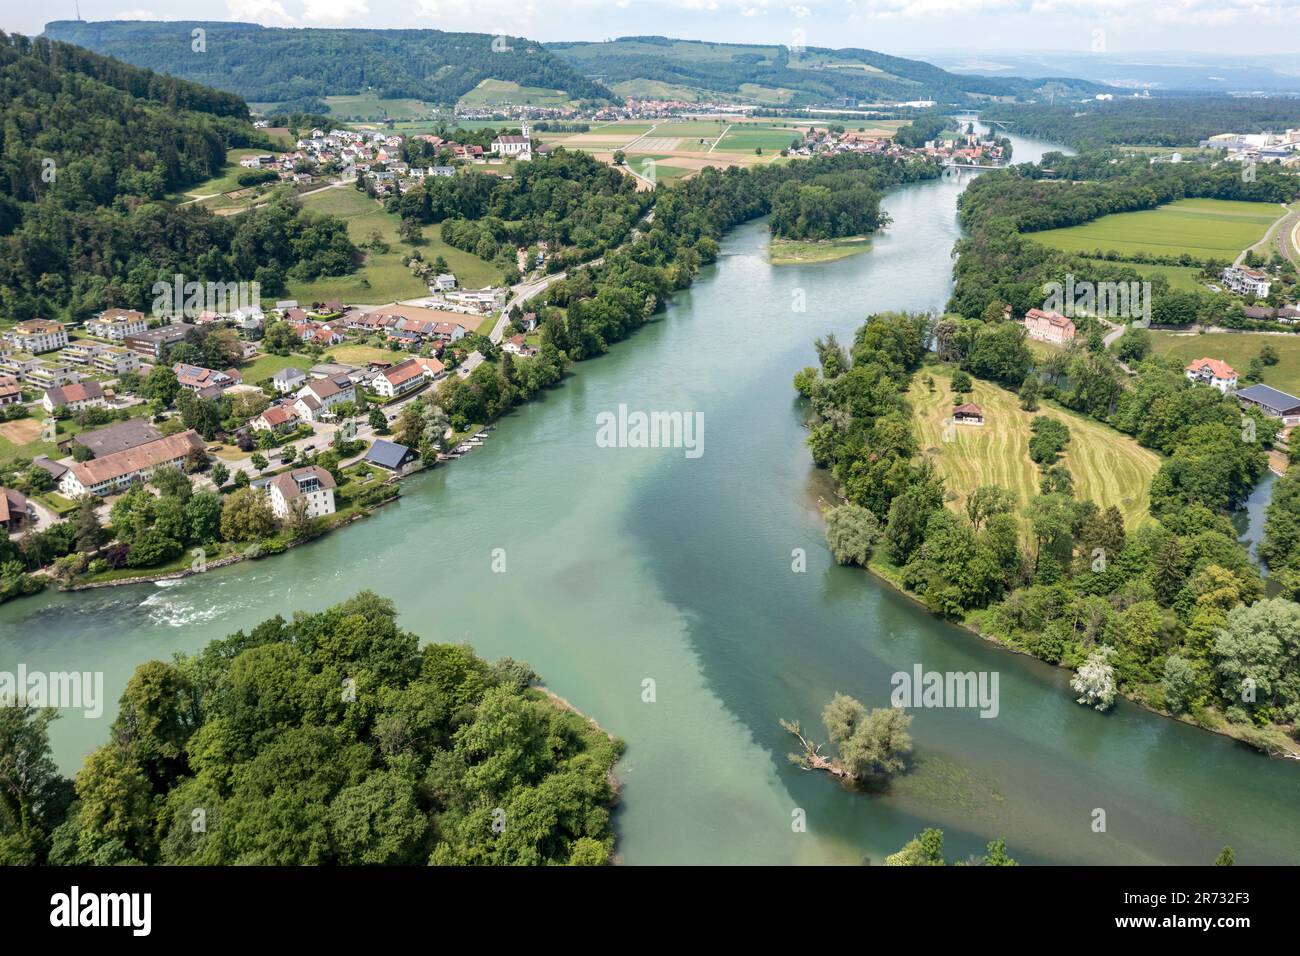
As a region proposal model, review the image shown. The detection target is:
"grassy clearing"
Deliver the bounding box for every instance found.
[183,149,268,198]
[911,369,1160,535]
[326,344,415,366]
[1081,258,1206,292]
[768,236,872,264]
[281,188,502,304]
[456,80,574,108]
[0,416,85,469]
[241,352,315,383]
[715,123,805,153]
[1148,330,1300,395]
[1027,198,1282,262]
[323,94,435,120]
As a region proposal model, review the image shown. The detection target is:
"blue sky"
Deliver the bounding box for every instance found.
[9,0,1300,56]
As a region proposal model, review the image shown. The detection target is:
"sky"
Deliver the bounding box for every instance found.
[6,0,1300,57]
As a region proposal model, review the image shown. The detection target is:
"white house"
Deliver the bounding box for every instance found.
[1221,265,1272,298]
[59,430,205,497]
[85,308,148,341]
[273,367,307,394]
[433,273,457,292]
[1185,357,1239,393]
[43,381,106,414]
[293,376,356,422]
[9,319,68,354]
[267,465,336,520]
[372,358,428,398]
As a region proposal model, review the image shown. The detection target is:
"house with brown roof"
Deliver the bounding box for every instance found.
[59,430,206,497]
[0,487,33,531]
[266,465,336,520]
[372,358,432,398]
[251,404,300,432]
[9,319,68,354]
[174,363,239,392]
[86,308,148,341]
[43,381,106,414]
[1185,357,1238,394]
[293,376,356,422]
[1023,309,1076,345]
[952,403,985,425]
[0,375,20,406]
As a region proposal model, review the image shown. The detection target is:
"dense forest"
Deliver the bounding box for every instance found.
[0,32,358,320]
[0,593,623,865]
[796,312,1297,753]
[548,36,1101,106]
[44,21,613,106]
[948,156,1300,323]
[982,97,1300,150]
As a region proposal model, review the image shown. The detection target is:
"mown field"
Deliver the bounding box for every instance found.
[181,149,267,199]
[456,79,574,108]
[281,188,503,305]
[715,122,806,153]
[912,369,1161,534]
[1027,198,1282,262]
[1081,258,1206,292]
[1148,330,1300,396]
[324,94,436,120]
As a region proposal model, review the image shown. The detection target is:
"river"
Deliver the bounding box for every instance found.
[2,126,1297,865]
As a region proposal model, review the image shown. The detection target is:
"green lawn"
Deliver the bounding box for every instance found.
[279,188,503,305]
[0,416,85,468]
[456,80,575,108]
[715,123,806,153]
[913,370,1161,537]
[241,352,315,384]
[1149,331,1300,396]
[649,120,735,139]
[323,94,436,121]
[1028,198,1283,262]
[183,149,270,198]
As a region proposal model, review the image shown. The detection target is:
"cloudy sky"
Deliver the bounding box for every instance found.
[8,0,1300,56]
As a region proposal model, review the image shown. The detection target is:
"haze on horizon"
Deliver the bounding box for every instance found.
[7,0,1300,60]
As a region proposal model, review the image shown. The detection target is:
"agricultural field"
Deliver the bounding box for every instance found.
[278,188,503,306]
[1081,258,1206,292]
[456,80,575,108]
[610,79,708,102]
[1027,198,1283,262]
[1148,330,1300,395]
[715,122,806,153]
[0,416,85,469]
[180,149,269,200]
[324,94,437,121]
[911,370,1161,534]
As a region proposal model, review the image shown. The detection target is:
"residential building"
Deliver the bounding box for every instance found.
[433,273,457,292]
[125,323,194,360]
[9,319,68,354]
[24,360,80,390]
[0,375,21,406]
[1185,358,1239,393]
[952,403,985,425]
[364,439,420,474]
[59,430,206,497]
[293,376,356,422]
[250,404,300,432]
[85,308,148,341]
[503,334,537,357]
[1221,265,1272,298]
[0,487,33,532]
[61,342,108,365]
[1236,384,1300,425]
[1023,308,1076,345]
[267,465,337,519]
[43,381,106,414]
[73,420,162,459]
[372,358,427,398]
[174,363,239,392]
[273,367,307,394]
[92,347,141,377]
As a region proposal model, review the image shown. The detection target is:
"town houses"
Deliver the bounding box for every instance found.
[293,375,357,422]
[1184,357,1239,394]
[43,381,107,414]
[6,319,68,354]
[58,430,206,497]
[85,308,148,341]
[1023,308,1077,345]
[266,465,337,520]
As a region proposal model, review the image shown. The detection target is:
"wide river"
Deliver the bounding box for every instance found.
[2,127,1297,865]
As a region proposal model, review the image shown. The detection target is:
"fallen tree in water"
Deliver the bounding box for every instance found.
[781,693,914,782]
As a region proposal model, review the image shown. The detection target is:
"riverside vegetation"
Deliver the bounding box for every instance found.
[795,311,1300,755]
[0,593,623,865]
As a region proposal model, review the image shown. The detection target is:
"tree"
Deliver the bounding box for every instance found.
[220,487,277,542]
[250,453,268,473]
[886,828,946,866]
[1071,645,1117,711]
[1215,845,1235,866]
[824,504,881,566]
[210,462,229,488]
[1211,598,1300,720]
[950,370,972,396]
[141,365,180,407]
[782,694,913,782]
[369,407,389,434]
[1019,376,1039,411]
[965,485,1016,531]
[0,707,72,865]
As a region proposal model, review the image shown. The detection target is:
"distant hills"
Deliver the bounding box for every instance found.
[546,36,1107,107]
[42,21,614,110]
[43,22,1105,114]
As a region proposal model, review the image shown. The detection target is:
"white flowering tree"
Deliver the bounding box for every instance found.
[1071,646,1117,712]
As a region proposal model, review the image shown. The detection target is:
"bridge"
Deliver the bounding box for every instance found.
[940,161,1006,170]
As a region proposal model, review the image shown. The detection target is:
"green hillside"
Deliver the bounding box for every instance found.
[547,36,1104,107]
[43,20,614,108]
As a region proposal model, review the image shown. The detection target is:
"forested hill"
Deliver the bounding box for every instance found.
[0,31,356,321]
[547,36,1105,107]
[981,97,1300,150]
[43,20,614,107]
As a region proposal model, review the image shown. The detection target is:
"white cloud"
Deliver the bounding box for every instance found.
[113,9,162,19]
[225,0,294,25]
[302,0,371,21]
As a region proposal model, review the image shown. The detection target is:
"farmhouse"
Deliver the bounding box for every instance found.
[43,381,106,414]
[1184,357,1238,393]
[266,465,336,520]
[59,430,205,497]
[9,319,68,354]
[1236,384,1300,425]
[1023,309,1076,345]
[952,403,985,425]
[85,308,148,341]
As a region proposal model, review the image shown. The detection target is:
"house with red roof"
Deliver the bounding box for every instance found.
[1185,357,1238,394]
[1024,308,1076,345]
